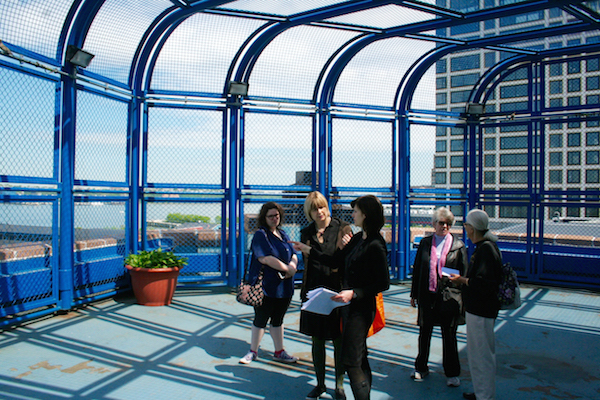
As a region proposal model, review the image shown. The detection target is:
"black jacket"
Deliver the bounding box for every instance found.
[463,240,502,319]
[410,233,468,327]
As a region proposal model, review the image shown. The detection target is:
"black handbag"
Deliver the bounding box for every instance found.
[236,257,264,307]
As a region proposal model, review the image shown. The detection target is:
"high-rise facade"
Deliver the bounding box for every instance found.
[433,0,600,221]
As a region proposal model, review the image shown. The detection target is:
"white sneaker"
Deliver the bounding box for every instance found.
[447,376,461,387]
[410,370,429,381]
[239,351,258,364]
[273,349,298,363]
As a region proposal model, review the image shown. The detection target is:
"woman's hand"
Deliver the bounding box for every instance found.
[449,274,468,286]
[332,289,354,303]
[339,233,352,248]
[410,297,417,308]
[290,241,311,255]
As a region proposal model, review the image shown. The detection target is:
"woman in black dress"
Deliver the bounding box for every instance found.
[299,191,351,400]
[294,195,390,400]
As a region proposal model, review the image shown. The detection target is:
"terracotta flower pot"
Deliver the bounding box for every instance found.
[125,265,182,306]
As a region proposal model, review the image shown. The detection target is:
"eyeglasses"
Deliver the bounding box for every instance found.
[437,221,450,226]
[266,214,280,219]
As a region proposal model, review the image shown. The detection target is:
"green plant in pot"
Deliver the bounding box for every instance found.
[124,248,188,306]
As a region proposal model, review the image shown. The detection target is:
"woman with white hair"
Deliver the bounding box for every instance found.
[450,209,502,400]
[410,207,468,388]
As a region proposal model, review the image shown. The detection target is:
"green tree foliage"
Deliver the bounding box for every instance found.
[166,213,210,224]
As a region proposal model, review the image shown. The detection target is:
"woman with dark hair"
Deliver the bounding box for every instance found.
[239,202,299,365]
[293,195,390,400]
[299,191,351,400]
[410,207,467,388]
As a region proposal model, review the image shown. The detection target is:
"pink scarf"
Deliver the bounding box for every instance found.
[429,234,453,292]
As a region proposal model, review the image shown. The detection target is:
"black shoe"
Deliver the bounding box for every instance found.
[306,385,326,399]
[334,388,346,400]
[463,392,476,400]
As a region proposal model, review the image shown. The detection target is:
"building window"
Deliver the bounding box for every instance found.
[567,151,581,165]
[435,156,447,168]
[500,84,528,98]
[549,134,562,148]
[451,127,464,136]
[437,59,447,74]
[587,58,599,72]
[567,207,580,218]
[549,152,563,166]
[500,170,528,184]
[587,95,600,105]
[568,133,581,147]
[587,132,599,146]
[436,93,447,105]
[549,81,563,94]
[484,19,495,30]
[436,127,447,136]
[568,120,581,129]
[587,76,600,90]
[568,60,581,74]
[500,136,528,149]
[500,11,543,26]
[587,151,599,165]
[450,171,463,184]
[450,22,479,35]
[567,96,581,106]
[436,140,447,152]
[485,137,496,150]
[549,170,563,184]
[451,90,471,103]
[450,155,464,167]
[484,154,496,167]
[450,139,463,152]
[499,206,528,218]
[451,73,480,88]
[549,63,563,76]
[567,169,581,183]
[500,101,528,112]
[436,77,447,89]
[500,153,528,166]
[586,169,600,183]
[451,54,480,72]
[504,68,528,81]
[567,78,581,92]
[484,52,496,67]
[435,172,447,184]
[549,98,563,107]
[484,171,495,184]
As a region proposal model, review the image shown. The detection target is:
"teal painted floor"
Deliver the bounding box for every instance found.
[1,283,599,400]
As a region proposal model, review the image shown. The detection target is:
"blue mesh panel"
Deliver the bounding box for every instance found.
[0,69,56,178]
[216,0,347,16]
[243,113,312,186]
[83,0,172,84]
[325,4,433,29]
[331,118,392,188]
[151,13,265,94]
[147,108,223,185]
[75,92,128,183]
[249,26,359,101]
[334,37,434,108]
[0,0,72,60]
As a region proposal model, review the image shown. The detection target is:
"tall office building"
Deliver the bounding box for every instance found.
[433,0,600,221]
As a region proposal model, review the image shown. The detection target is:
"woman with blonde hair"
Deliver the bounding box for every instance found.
[299,191,350,400]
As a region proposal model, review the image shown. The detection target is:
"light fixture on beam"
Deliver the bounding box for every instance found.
[227,81,249,96]
[66,45,95,68]
[465,102,484,117]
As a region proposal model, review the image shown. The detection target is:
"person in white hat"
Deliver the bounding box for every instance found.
[450,209,502,400]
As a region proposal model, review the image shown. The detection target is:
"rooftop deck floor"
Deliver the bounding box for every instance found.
[1,283,599,400]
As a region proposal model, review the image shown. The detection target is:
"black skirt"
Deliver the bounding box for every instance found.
[299,308,341,340]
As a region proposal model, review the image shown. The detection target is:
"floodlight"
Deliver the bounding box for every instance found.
[66,45,94,68]
[466,102,484,116]
[227,81,249,96]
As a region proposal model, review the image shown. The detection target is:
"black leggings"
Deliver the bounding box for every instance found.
[253,296,291,328]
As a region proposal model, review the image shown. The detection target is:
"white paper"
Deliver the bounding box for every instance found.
[442,267,460,277]
[301,287,348,315]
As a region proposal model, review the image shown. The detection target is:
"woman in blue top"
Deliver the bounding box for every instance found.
[239,202,299,365]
